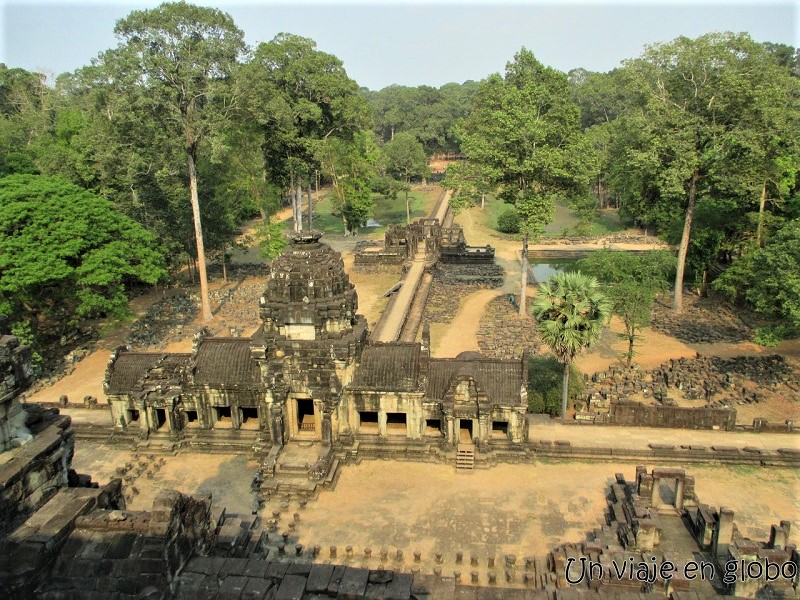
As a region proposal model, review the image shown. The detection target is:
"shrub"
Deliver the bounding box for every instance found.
[527,356,584,415]
[496,208,521,233]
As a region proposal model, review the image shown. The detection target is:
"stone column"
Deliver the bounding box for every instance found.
[675,478,685,511]
[269,404,284,447]
[713,507,735,558]
[446,416,455,445]
[231,405,242,430]
[321,409,333,446]
[378,411,387,437]
[651,476,660,507]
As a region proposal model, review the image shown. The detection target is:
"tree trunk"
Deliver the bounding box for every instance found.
[405,188,411,224]
[756,180,767,247]
[481,193,485,210]
[290,173,298,232]
[307,183,313,230]
[296,183,303,232]
[519,235,529,316]
[221,244,227,284]
[342,213,348,236]
[673,170,699,313]
[626,332,635,367]
[187,149,212,321]
[700,269,708,298]
[561,361,570,422]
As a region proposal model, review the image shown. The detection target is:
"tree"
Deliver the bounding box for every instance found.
[111,2,246,320]
[575,250,675,366]
[0,175,166,349]
[383,131,428,223]
[611,33,798,312]
[531,272,610,421]
[458,49,594,315]
[713,219,800,335]
[315,131,379,234]
[239,33,371,233]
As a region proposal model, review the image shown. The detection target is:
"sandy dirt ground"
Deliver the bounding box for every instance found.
[71,443,258,515]
[289,461,798,564]
[433,290,503,358]
[529,419,800,452]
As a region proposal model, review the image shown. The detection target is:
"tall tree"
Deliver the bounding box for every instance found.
[110,2,245,320]
[239,33,371,233]
[315,131,379,234]
[382,131,428,223]
[458,49,594,315]
[532,272,610,421]
[611,33,797,312]
[575,250,675,366]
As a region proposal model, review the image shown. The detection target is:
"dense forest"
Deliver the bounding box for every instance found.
[1,1,798,356]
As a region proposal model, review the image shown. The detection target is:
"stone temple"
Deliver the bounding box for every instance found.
[105,231,528,460]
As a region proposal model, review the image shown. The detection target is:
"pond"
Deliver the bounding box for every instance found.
[528,259,577,284]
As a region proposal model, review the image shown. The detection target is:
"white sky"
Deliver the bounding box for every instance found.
[1,0,797,89]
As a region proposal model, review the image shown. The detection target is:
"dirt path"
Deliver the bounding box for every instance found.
[433,290,503,358]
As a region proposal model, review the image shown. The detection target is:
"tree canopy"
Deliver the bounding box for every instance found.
[0,174,166,338]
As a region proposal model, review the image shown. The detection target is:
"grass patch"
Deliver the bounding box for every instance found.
[309,188,441,235]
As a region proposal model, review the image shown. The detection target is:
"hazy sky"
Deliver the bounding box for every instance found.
[1,1,797,89]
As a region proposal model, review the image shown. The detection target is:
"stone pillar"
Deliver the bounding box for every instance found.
[446,416,455,445]
[321,409,333,446]
[675,478,685,511]
[713,507,735,559]
[651,476,660,507]
[231,405,242,430]
[269,404,284,447]
[378,411,387,437]
[479,416,490,445]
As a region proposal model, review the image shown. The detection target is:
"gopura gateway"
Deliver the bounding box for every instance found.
[104,231,529,453]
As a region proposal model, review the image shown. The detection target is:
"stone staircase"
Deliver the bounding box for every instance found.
[456,443,475,471]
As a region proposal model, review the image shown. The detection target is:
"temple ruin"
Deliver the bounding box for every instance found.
[104,231,528,468]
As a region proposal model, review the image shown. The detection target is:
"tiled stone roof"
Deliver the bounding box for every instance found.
[106,353,163,393]
[350,343,422,391]
[427,357,523,406]
[193,338,260,388]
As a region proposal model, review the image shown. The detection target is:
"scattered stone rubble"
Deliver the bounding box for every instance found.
[650,295,754,344]
[585,354,798,411]
[127,291,200,349]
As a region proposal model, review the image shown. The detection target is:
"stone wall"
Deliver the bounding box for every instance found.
[0,411,74,537]
[477,295,541,360]
[606,399,736,430]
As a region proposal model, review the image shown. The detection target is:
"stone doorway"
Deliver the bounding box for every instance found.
[290,397,318,440]
[153,408,167,431]
[458,419,474,443]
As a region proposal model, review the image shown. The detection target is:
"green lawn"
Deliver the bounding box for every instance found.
[480,195,626,238]
[309,188,441,236]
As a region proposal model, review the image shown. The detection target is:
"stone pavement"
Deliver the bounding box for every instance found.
[529,417,800,451]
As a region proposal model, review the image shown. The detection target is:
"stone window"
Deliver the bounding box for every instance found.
[127,409,140,423]
[214,406,232,429]
[184,410,198,427]
[358,411,379,434]
[424,419,441,436]
[386,412,407,435]
[491,421,509,439]
[240,407,259,430]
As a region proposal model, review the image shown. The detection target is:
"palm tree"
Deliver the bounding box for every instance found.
[531,272,611,422]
